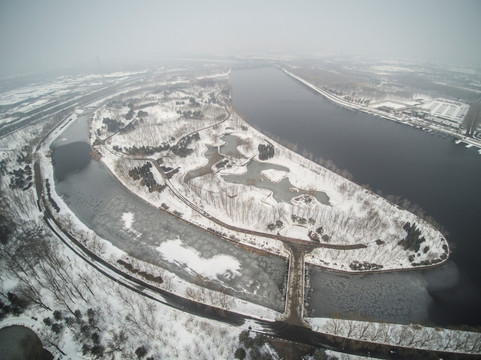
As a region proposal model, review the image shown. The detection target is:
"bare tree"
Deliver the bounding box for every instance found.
[325,318,343,335]
[356,321,372,340]
[416,328,442,349]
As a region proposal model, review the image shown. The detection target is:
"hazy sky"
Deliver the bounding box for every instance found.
[1,0,480,76]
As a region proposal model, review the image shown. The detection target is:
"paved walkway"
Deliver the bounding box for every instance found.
[283,245,310,326]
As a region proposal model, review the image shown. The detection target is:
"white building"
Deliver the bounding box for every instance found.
[421,98,469,124]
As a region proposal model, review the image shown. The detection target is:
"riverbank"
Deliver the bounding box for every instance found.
[281,67,481,153]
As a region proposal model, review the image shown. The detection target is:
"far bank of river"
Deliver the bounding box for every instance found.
[230,67,481,327]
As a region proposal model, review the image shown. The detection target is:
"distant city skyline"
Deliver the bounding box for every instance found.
[1,0,480,77]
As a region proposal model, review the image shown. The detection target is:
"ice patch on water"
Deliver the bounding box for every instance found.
[261,169,288,183]
[121,212,134,229]
[156,238,241,280]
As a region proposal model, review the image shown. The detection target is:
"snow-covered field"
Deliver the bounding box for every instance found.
[0,67,478,359]
[92,76,449,273]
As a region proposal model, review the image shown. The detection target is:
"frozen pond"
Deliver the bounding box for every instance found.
[51,113,288,311]
[223,158,330,205]
[219,134,245,158]
[184,145,221,183]
[305,262,460,324]
[184,132,330,205]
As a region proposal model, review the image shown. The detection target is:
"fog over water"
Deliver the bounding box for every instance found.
[1,0,481,77]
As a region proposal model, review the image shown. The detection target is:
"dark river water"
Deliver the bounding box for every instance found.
[230,67,481,326]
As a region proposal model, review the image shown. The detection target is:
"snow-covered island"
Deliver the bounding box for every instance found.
[90,73,449,273]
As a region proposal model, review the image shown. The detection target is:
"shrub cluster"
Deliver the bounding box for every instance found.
[102,117,123,133]
[215,159,229,169]
[236,330,273,360]
[0,292,30,318]
[117,259,163,284]
[137,110,148,118]
[258,143,275,160]
[291,214,307,225]
[128,162,166,193]
[171,132,200,158]
[267,220,283,231]
[398,222,425,253]
[9,165,32,190]
[124,108,135,121]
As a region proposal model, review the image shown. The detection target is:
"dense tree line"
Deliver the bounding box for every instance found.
[122,143,170,156]
[0,159,8,176]
[349,261,383,271]
[323,316,481,354]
